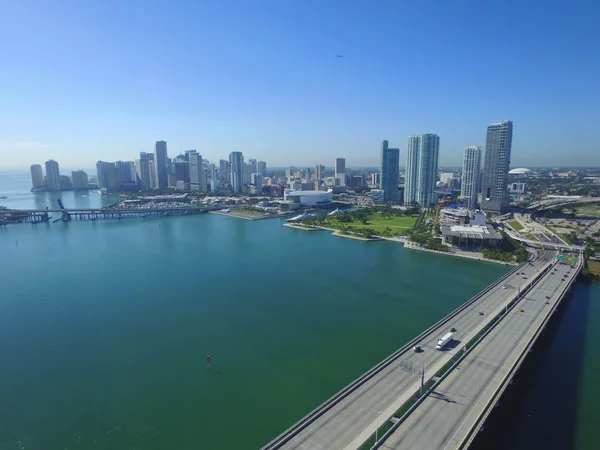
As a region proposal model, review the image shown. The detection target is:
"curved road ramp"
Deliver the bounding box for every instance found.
[262,249,578,450]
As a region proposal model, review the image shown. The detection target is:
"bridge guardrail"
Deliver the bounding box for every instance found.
[458,259,582,450]
[261,258,531,449]
[370,257,556,449]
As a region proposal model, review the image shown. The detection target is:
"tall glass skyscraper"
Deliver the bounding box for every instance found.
[481,120,513,212]
[154,141,169,189]
[229,151,244,193]
[404,134,440,206]
[461,146,482,210]
[380,140,400,203]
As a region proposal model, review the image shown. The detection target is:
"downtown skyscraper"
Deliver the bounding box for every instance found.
[229,151,244,193]
[481,120,513,212]
[380,140,400,203]
[404,134,440,206]
[44,159,61,191]
[461,146,482,210]
[154,140,169,190]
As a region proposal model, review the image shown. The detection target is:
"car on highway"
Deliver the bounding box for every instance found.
[450,327,457,332]
[413,345,422,353]
[546,295,550,299]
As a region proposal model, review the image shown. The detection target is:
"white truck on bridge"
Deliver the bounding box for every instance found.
[436,332,453,350]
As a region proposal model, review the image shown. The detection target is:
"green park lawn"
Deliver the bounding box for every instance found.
[575,204,600,218]
[341,214,418,232]
[507,219,524,231]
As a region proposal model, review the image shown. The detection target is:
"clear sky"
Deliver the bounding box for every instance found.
[1,0,599,170]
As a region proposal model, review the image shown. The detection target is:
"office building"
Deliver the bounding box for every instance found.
[229,151,244,193]
[315,164,324,181]
[352,175,365,187]
[370,172,380,187]
[335,158,346,186]
[481,120,513,212]
[219,159,231,183]
[71,170,89,190]
[404,134,440,206]
[243,163,253,185]
[380,140,400,202]
[257,161,267,177]
[59,175,72,190]
[148,160,157,189]
[508,182,526,194]
[461,146,482,210]
[44,160,61,191]
[154,140,169,189]
[189,151,207,192]
[30,164,44,189]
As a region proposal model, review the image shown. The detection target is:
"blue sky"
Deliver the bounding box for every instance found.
[1,0,599,170]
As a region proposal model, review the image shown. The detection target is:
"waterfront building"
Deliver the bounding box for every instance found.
[371,189,385,204]
[44,159,61,191]
[229,151,244,193]
[107,165,121,191]
[154,140,169,189]
[335,158,346,186]
[257,161,267,177]
[148,160,157,189]
[284,189,333,206]
[461,146,482,210]
[243,163,253,185]
[404,134,440,206]
[59,175,72,190]
[71,170,89,190]
[441,224,502,250]
[380,140,400,203]
[96,161,115,190]
[116,161,135,185]
[481,120,513,213]
[136,152,154,190]
[30,164,44,189]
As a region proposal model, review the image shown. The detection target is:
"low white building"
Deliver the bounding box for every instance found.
[284,189,333,206]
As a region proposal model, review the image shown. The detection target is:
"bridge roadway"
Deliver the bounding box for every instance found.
[378,258,580,450]
[264,251,555,450]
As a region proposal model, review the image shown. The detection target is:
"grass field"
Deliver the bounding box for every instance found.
[343,214,418,231]
[524,233,538,241]
[508,219,525,231]
[575,204,600,218]
[587,260,600,275]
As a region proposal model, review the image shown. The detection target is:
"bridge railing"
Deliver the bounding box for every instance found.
[261,259,530,450]
[458,257,583,450]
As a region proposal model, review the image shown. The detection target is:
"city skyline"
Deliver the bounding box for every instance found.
[1,2,599,169]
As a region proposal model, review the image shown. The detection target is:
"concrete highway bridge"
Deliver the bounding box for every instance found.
[0,207,216,224]
[262,248,583,450]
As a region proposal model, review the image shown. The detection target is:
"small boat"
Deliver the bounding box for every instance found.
[327,208,340,216]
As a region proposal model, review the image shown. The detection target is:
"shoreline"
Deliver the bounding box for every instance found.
[282,223,517,265]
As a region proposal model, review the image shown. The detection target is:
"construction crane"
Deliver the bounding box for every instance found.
[433,189,452,223]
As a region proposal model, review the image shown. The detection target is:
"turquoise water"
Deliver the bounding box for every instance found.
[0,212,510,449]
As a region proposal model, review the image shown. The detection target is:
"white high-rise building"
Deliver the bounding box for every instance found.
[44,160,61,191]
[30,164,44,189]
[482,120,513,213]
[461,146,482,210]
[251,173,263,188]
[71,170,89,190]
[229,151,244,193]
[404,134,439,206]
